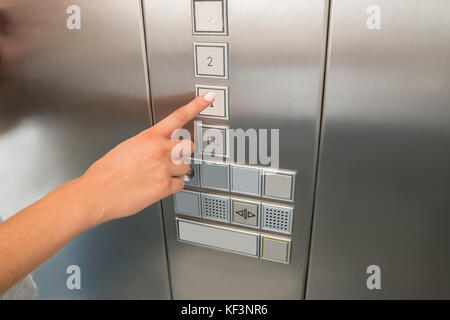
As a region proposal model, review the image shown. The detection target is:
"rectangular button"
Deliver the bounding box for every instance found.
[196,85,229,119]
[262,169,295,202]
[261,203,293,234]
[176,218,259,257]
[230,164,261,197]
[201,193,230,223]
[260,235,292,264]
[194,42,228,79]
[200,160,230,191]
[173,190,201,218]
[231,198,260,228]
[192,0,228,35]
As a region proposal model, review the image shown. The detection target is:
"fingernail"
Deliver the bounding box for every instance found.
[204,91,216,102]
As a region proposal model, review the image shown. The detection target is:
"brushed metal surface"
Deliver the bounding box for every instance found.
[144,0,328,299]
[0,0,170,299]
[307,0,450,299]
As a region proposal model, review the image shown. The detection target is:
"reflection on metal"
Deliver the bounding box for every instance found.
[0,0,170,299]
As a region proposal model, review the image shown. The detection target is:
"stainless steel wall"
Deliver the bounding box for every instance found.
[0,0,170,299]
[144,0,328,299]
[307,0,450,299]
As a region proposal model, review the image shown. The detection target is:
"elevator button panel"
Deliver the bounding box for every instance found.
[201,193,230,223]
[261,203,293,234]
[173,189,294,235]
[231,198,260,228]
[230,164,262,197]
[192,0,228,35]
[262,169,295,202]
[177,218,259,257]
[196,85,229,119]
[174,190,201,218]
[194,42,228,79]
[200,160,230,191]
[260,235,291,264]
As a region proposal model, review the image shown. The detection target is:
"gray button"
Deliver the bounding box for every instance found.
[196,85,229,119]
[173,190,201,218]
[194,42,228,79]
[231,199,260,228]
[201,193,230,223]
[260,235,291,264]
[263,170,295,201]
[200,161,230,191]
[201,125,228,157]
[192,0,227,35]
[230,165,261,196]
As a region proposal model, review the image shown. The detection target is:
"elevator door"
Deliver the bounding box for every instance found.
[307,0,450,299]
[0,0,170,299]
[144,0,328,299]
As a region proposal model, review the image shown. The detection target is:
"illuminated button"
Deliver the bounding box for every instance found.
[192,0,228,35]
[196,85,229,119]
[260,235,291,264]
[194,42,228,79]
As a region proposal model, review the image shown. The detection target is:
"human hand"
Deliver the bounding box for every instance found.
[75,92,216,228]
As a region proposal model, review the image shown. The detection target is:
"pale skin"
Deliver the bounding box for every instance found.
[0,92,216,295]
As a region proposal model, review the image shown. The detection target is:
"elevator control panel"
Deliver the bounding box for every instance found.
[173,0,296,264]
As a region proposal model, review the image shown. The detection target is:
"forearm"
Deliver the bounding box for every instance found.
[0,177,94,295]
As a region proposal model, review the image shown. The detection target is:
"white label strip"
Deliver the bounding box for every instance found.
[176,218,259,257]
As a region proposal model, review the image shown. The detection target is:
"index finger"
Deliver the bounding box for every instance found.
[153,92,216,137]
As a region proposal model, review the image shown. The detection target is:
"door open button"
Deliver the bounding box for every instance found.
[231,199,260,228]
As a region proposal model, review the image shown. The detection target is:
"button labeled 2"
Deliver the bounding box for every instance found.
[196,85,229,119]
[194,42,228,79]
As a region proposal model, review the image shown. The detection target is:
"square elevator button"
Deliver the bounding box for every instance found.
[173,190,201,218]
[197,123,228,157]
[262,169,295,202]
[200,160,230,191]
[231,199,260,228]
[196,85,229,119]
[194,42,228,79]
[192,0,227,35]
[230,165,261,197]
[260,236,292,264]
